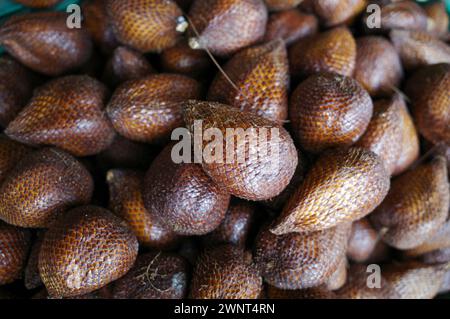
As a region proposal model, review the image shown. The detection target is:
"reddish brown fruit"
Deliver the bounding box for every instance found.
[0,135,32,184]
[326,258,348,291]
[5,75,115,157]
[289,72,373,153]
[14,0,60,7]
[265,0,303,11]
[143,144,230,236]
[267,285,337,299]
[347,218,379,263]
[371,157,449,250]
[0,12,92,76]
[106,0,184,53]
[0,148,93,228]
[107,169,179,249]
[0,221,31,285]
[353,36,403,97]
[421,247,450,264]
[405,219,450,258]
[255,223,350,289]
[272,148,390,234]
[187,0,268,57]
[190,245,262,299]
[107,74,201,143]
[312,0,366,27]
[39,205,139,298]
[207,40,289,122]
[113,252,189,299]
[183,100,298,201]
[264,9,318,46]
[24,232,45,290]
[425,1,449,39]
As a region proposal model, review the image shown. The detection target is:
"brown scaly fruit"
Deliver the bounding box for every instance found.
[39,205,139,298]
[106,0,185,53]
[425,1,449,39]
[326,257,348,291]
[0,148,94,228]
[107,74,201,143]
[267,285,337,299]
[0,12,92,76]
[0,135,32,184]
[113,252,189,299]
[24,232,45,290]
[187,0,268,57]
[405,219,450,258]
[207,39,289,122]
[312,0,366,27]
[264,0,304,11]
[0,221,31,285]
[190,245,262,299]
[370,157,449,250]
[405,63,450,145]
[289,72,373,153]
[107,169,179,249]
[421,247,450,264]
[143,143,230,236]
[183,100,298,201]
[289,27,356,78]
[255,223,350,289]
[271,148,390,234]
[14,0,60,7]
[347,218,379,263]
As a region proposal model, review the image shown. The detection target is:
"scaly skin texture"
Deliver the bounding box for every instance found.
[405,219,450,258]
[24,232,44,290]
[0,148,94,228]
[425,2,449,39]
[5,75,116,157]
[113,252,189,299]
[107,169,179,249]
[0,135,32,184]
[190,245,262,299]
[289,73,373,153]
[371,157,449,250]
[39,206,139,298]
[14,0,60,8]
[188,0,268,57]
[374,1,428,33]
[106,0,183,53]
[347,218,379,263]
[255,223,350,290]
[265,0,303,11]
[312,0,366,27]
[326,257,347,291]
[208,40,289,122]
[289,27,356,78]
[0,221,31,285]
[107,74,201,143]
[0,12,92,76]
[272,148,390,234]
[143,144,230,236]
[183,100,298,201]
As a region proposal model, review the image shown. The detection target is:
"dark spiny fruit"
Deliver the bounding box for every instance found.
[405,219,450,258]
[107,169,179,249]
[207,40,289,122]
[312,0,366,27]
[289,72,373,153]
[272,148,390,234]
[267,285,337,299]
[143,144,230,236]
[107,74,201,143]
[0,12,92,76]
[39,205,139,298]
[255,223,350,289]
[264,9,318,46]
[326,257,347,291]
[353,36,403,97]
[0,135,32,183]
[113,252,189,299]
[289,27,356,78]
[0,221,31,285]
[24,231,45,290]
[425,1,449,39]
[347,218,379,263]
[14,0,60,7]
[5,75,115,157]
[183,100,298,201]
[106,0,184,53]
[187,0,268,57]
[405,63,450,145]
[372,1,428,33]
[190,245,262,299]
[0,148,93,228]
[265,0,303,11]
[371,157,449,250]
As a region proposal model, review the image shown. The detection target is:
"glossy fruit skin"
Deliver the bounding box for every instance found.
[353,36,403,97]
[371,157,449,250]
[405,219,450,259]
[14,0,60,7]
[39,205,139,298]
[107,74,201,143]
[6,75,115,157]
[207,40,289,122]
[0,135,32,184]
[0,12,92,76]
[347,218,378,263]
[113,252,189,299]
[425,2,449,39]
[188,0,268,57]
[272,148,390,234]
[24,232,44,290]
[107,169,179,249]
[183,100,298,201]
[326,257,347,291]
[190,245,262,299]
[106,0,184,53]
[264,0,303,11]
[143,144,230,236]
[0,148,94,228]
[312,0,366,27]
[0,221,31,285]
[255,223,350,290]
[289,72,373,153]
[289,27,356,78]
